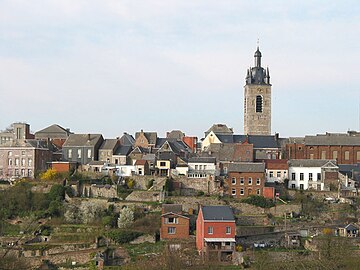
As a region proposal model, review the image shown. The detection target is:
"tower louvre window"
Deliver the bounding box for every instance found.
[256,95,263,113]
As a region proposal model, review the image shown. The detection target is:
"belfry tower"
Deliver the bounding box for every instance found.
[244,46,271,135]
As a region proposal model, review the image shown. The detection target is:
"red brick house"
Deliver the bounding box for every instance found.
[160,204,189,240]
[227,163,265,198]
[196,205,236,262]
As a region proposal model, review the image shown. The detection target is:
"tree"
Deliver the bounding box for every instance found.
[118,207,134,228]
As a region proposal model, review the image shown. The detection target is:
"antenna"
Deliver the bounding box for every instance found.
[257,38,260,48]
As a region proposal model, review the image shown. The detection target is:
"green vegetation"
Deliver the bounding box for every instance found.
[241,195,275,208]
[106,230,142,244]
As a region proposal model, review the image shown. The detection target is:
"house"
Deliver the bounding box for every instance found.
[265,159,288,183]
[134,160,150,175]
[0,139,52,180]
[34,124,72,149]
[118,132,135,146]
[62,134,104,165]
[134,130,157,148]
[288,159,339,191]
[187,157,217,179]
[99,139,119,163]
[337,224,359,237]
[0,122,34,146]
[112,145,133,165]
[160,204,189,240]
[286,131,360,164]
[166,130,185,140]
[227,163,266,198]
[196,205,236,262]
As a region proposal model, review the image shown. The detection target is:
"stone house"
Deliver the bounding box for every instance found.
[112,145,133,165]
[134,130,157,148]
[99,139,119,163]
[196,205,236,262]
[0,140,52,180]
[62,134,104,165]
[265,159,288,183]
[160,204,190,240]
[227,162,266,198]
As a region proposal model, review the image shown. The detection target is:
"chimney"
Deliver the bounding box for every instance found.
[87,134,91,142]
[275,133,279,141]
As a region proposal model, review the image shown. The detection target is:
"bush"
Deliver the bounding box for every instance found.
[40,168,59,181]
[127,179,135,189]
[106,230,142,244]
[241,195,275,208]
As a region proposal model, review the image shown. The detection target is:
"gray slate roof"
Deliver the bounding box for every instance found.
[214,134,283,148]
[119,133,135,146]
[167,130,185,140]
[288,159,338,168]
[305,133,360,146]
[205,124,233,136]
[100,139,118,150]
[63,134,103,147]
[228,162,265,173]
[35,124,72,138]
[338,164,360,181]
[114,145,133,156]
[201,206,235,221]
[188,157,216,164]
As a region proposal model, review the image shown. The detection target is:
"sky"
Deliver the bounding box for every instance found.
[0,1,359,139]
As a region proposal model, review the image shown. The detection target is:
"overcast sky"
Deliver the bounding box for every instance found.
[0,1,359,139]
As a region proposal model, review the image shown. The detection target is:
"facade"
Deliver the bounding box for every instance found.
[134,159,150,175]
[286,132,360,164]
[196,206,236,262]
[244,47,271,135]
[227,163,266,198]
[0,123,34,146]
[0,140,52,180]
[265,159,288,183]
[134,130,157,148]
[288,159,338,191]
[99,139,119,163]
[112,145,133,165]
[62,134,104,165]
[160,204,189,240]
[187,157,217,179]
[337,224,359,238]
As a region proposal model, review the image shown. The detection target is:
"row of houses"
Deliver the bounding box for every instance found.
[160,204,360,262]
[0,122,359,197]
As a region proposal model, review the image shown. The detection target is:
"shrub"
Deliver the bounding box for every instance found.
[118,207,134,228]
[106,230,142,244]
[241,195,275,208]
[127,179,135,189]
[40,168,59,181]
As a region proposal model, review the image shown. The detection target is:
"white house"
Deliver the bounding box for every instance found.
[187,157,218,178]
[288,159,338,191]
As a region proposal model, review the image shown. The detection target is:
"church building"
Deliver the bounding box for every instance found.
[244,47,272,135]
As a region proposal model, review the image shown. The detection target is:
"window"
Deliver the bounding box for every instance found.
[15,158,19,166]
[300,184,304,190]
[291,173,296,180]
[21,169,25,176]
[223,167,228,174]
[77,149,82,158]
[195,165,198,170]
[199,165,202,170]
[240,188,244,196]
[68,149,72,158]
[344,151,350,160]
[256,95,263,113]
[291,184,296,189]
[168,227,176,234]
[256,178,261,185]
[256,189,261,195]
[21,151,25,155]
[28,159,32,166]
[248,177,252,185]
[160,161,166,166]
[321,151,326,159]
[357,151,360,160]
[208,226,213,234]
[226,226,231,234]
[310,154,314,159]
[300,173,304,181]
[203,165,207,170]
[277,171,281,178]
[8,159,12,166]
[269,171,273,177]
[317,173,321,181]
[15,169,19,176]
[28,169,32,176]
[240,178,244,185]
[16,128,21,139]
[8,151,12,156]
[231,188,236,196]
[21,158,25,166]
[309,173,313,181]
[166,217,178,224]
[87,149,92,158]
[333,151,338,159]
[231,177,236,185]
